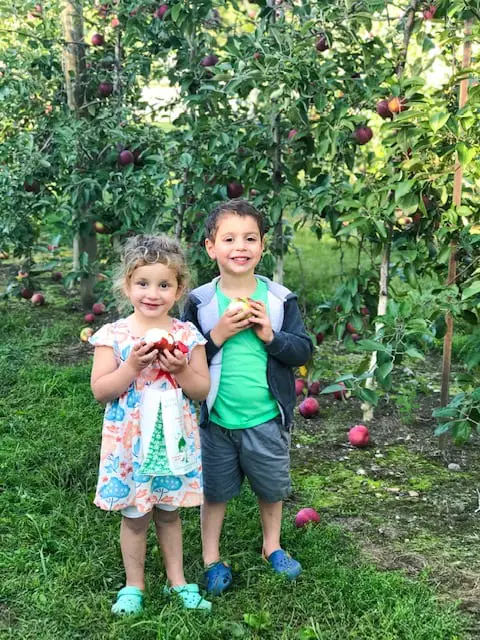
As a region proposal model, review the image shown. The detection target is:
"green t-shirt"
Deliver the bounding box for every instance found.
[210,278,280,429]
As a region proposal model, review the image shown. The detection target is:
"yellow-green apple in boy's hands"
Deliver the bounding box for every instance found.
[210,304,252,347]
[127,341,158,372]
[248,300,274,343]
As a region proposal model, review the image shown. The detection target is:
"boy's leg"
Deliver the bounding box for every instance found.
[258,499,283,558]
[120,510,152,590]
[152,506,186,587]
[201,499,228,566]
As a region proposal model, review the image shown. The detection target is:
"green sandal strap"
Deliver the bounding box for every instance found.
[164,583,212,611]
[111,586,144,617]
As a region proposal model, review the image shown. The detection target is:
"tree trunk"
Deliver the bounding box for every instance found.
[440,19,473,408]
[61,0,96,308]
[361,1,419,422]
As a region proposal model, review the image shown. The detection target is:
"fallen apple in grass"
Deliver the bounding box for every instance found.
[315,331,324,346]
[84,313,96,324]
[295,378,306,396]
[21,288,33,300]
[92,302,106,315]
[295,507,320,528]
[348,424,370,447]
[299,397,319,418]
[308,380,321,396]
[31,292,45,306]
[80,327,94,342]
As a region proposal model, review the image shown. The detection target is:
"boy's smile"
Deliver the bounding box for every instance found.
[205,213,264,278]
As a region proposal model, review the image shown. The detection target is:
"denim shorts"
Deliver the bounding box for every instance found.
[200,416,291,503]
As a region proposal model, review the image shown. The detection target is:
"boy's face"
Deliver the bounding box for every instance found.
[205,213,264,278]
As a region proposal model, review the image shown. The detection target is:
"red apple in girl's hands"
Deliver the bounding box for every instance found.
[144,329,189,355]
[144,328,175,352]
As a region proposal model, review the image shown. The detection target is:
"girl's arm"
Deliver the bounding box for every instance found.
[91,342,158,404]
[157,344,210,401]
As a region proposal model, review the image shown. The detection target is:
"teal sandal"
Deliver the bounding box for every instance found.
[111,586,144,616]
[164,583,212,611]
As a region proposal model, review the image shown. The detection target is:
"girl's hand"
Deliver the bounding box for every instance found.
[248,300,274,343]
[157,347,188,374]
[127,341,158,372]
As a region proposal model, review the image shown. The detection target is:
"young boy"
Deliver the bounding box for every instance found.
[182,199,313,595]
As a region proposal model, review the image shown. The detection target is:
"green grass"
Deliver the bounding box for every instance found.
[0,296,468,639]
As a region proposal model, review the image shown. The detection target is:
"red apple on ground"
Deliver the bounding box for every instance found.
[295,378,306,396]
[154,3,168,18]
[51,271,63,282]
[80,327,94,342]
[21,288,33,300]
[98,82,113,98]
[31,292,45,306]
[353,125,373,145]
[92,302,106,315]
[299,397,319,418]
[348,424,370,447]
[91,33,105,46]
[315,331,324,346]
[227,181,244,198]
[118,150,134,166]
[295,507,320,528]
[84,313,96,324]
[376,99,393,120]
[308,381,321,396]
[333,382,347,401]
[144,328,176,353]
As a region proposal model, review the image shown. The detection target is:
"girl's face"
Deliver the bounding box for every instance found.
[125,262,182,321]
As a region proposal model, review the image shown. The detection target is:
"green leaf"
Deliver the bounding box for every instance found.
[320,384,346,395]
[434,422,454,436]
[377,361,393,380]
[432,406,458,418]
[429,110,450,133]
[171,3,182,21]
[461,281,480,300]
[356,387,379,406]
[405,347,424,360]
[457,143,476,166]
[355,339,389,353]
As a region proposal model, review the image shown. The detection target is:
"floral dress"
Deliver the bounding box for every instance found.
[89,318,206,513]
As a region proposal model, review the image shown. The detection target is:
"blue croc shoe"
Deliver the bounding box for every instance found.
[204,561,232,596]
[265,549,302,580]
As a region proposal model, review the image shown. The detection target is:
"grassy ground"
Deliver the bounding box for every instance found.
[0,245,476,639]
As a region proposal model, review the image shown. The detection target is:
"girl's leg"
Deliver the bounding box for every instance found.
[153,507,186,586]
[258,499,283,557]
[201,499,227,566]
[120,512,152,590]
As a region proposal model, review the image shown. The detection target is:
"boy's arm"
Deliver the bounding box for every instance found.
[182,295,221,363]
[264,297,313,367]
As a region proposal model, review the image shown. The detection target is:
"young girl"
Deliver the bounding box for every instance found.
[89,234,211,615]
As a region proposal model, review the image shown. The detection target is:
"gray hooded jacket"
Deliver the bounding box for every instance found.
[182,275,313,429]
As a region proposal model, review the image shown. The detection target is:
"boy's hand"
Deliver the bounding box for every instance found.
[157,347,188,374]
[127,342,158,372]
[248,300,274,343]
[210,307,252,347]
